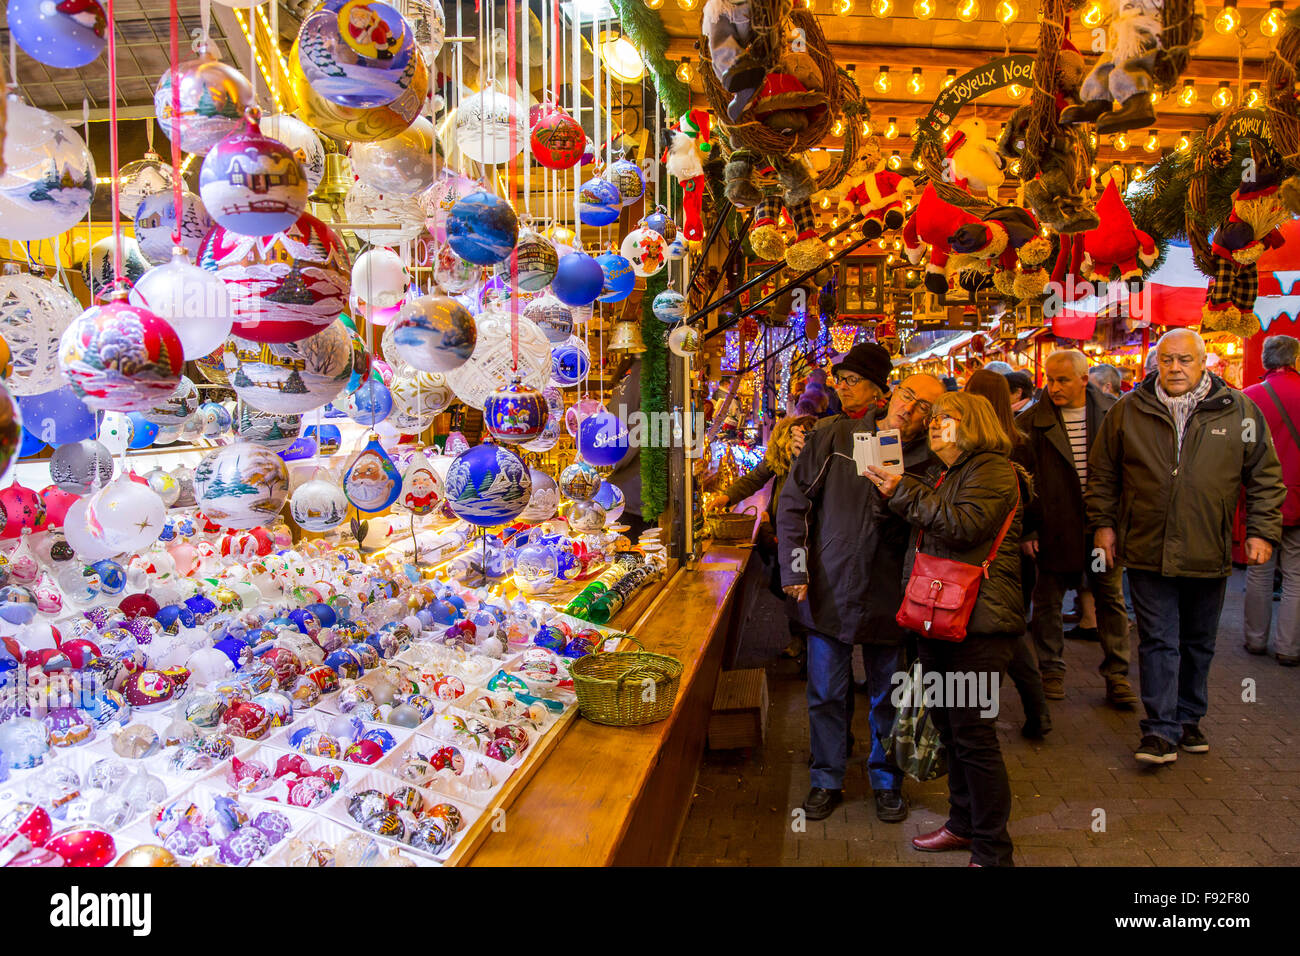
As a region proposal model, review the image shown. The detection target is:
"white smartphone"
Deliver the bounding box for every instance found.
[853,428,904,477]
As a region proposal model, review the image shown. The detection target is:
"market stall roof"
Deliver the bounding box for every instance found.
[896,331,974,366]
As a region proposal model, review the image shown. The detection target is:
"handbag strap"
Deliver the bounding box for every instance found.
[1261,380,1300,452]
[915,464,1021,570]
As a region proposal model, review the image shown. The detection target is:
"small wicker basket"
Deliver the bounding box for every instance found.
[707,505,759,543]
[571,638,684,726]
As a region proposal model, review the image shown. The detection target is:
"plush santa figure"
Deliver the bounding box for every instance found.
[838,159,915,239]
[1080,179,1159,285]
[949,206,1052,299]
[664,109,714,241]
[902,183,981,294]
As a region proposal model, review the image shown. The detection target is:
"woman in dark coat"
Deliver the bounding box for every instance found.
[867,391,1029,867]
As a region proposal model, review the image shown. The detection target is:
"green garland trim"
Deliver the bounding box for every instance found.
[608,0,690,120]
[640,270,669,523]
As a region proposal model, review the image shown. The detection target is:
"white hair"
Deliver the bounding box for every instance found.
[1156,328,1206,361]
[1045,349,1089,377]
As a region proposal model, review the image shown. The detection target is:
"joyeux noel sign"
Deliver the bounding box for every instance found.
[917,55,1036,135]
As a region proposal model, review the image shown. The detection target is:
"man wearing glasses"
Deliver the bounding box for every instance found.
[778,342,945,823]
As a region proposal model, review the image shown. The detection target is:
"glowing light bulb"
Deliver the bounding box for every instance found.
[1132,166,1145,181]
[913,156,924,170]
[675,0,698,9]
[1088,131,1098,149]
[887,254,895,265]
[832,217,839,228]
[832,118,845,136]
[644,0,664,7]
[1212,82,1233,109]
[1010,159,1021,176]
[873,66,892,94]
[908,68,925,95]
[888,151,902,170]
[1081,0,1103,27]
[1008,83,1025,99]
[1178,79,1197,107]
[885,117,899,139]
[821,196,831,209]
[1089,165,1098,178]
[1176,132,1191,152]
[1114,133,1129,151]
[1143,129,1159,153]
[1263,1,1285,36]
[995,0,1017,23]
[861,120,872,136]
[676,59,693,83]
[956,0,980,22]
[835,0,853,13]
[913,0,934,17]
[1214,0,1239,36]
[870,0,892,16]
[1245,83,1262,109]
[942,127,953,143]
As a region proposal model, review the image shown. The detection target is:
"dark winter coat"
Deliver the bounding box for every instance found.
[777,408,937,644]
[887,449,1029,637]
[1016,383,1116,574]
[1085,372,1285,578]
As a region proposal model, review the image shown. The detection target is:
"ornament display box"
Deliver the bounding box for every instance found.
[706,668,768,751]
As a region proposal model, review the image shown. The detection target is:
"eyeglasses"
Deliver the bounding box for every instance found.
[834,372,866,387]
[895,386,934,419]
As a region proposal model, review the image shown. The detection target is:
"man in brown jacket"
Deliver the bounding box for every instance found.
[1086,329,1285,765]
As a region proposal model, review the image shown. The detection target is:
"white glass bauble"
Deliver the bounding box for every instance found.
[453,91,527,165]
[129,249,235,360]
[0,274,79,395]
[117,150,175,219]
[444,306,549,409]
[0,98,96,241]
[85,477,166,552]
[351,248,409,310]
[133,190,213,264]
[351,116,436,195]
[344,181,425,243]
[222,322,353,415]
[289,477,348,532]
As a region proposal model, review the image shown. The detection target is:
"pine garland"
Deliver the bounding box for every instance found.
[608,0,690,120]
[640,270,669,522]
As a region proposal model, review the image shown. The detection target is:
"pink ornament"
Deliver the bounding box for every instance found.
[199,113,308,237]
[58,299,184,413]
[44,827,116,867]
[0,484,46,539]
[38,486,79,528]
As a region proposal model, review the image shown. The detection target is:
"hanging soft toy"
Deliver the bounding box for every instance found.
[702,0,766,123]
[735,153,827,270]
[944,117,1006,198]
[837,157,916,240]
[1061,179,1157,293]
[902,182,981,294]
[664,109,714,241]
[949,206,1053,300]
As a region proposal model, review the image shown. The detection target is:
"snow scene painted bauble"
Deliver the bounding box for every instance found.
[0,273,80,395]
[288,38,426,144]
[420,172,477,241]
[454,91,527,166]
[140,375,198,426]
[343,179,425,242]
[233,403,302,453]
[200,115,309,237]
[58,300,183,413]
[198,212,351,344]
[0,99,96,242]
[529,104,584,170]
[342,437,401,513]
[652,289,687,323]
[606,159,646,208]
[514,229,559,292]
[550,252,604,307]
[484,377,548,444]
[117,151,174,218]
[551,337,590,387]
[82,235,150,301]
[133,189,213,264]
[577,176,621,228]
[194,442,290,530]
[155,55,253,156]
[296,0,417,109]
[389,294,476,374]
[592,479,626,524]
[129,249,235,361]
[351,115,436,195]
[222,322,352,415]
[596,252,635,303]
[290,478,348,532]
[444,443,531,527]
[620,227,667,278]
[258,114,327,193]
[49,439,113,495]
[446,191,518,266]
[523,295,573,345]
[343,377,393,425]
[517,468,559,522]
[668,324,702,357]
[7,0,106,69]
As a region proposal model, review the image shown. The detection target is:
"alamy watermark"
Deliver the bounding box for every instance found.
[890,668,1001,718]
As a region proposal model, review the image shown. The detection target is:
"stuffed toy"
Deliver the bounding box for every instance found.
[949,206,1053,300]
[837,158,915,239]
[664,109,715,241]
[702,0,767,122]
[728,149,825,269]
[1063,179,1158,292]
[902,182,981,294]
[944,117,1005,198]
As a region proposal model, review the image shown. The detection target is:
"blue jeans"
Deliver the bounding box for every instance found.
[807,631,903,791]
[1127,570,1228,744]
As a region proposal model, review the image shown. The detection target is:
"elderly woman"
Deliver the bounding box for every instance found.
[867,391,1029,867]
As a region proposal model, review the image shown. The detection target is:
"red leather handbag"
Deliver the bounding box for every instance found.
[896,481,1019,643]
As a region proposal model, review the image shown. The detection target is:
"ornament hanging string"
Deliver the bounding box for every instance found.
[508,0,520,372]
[105,0,125,285]
[168,0,185,248]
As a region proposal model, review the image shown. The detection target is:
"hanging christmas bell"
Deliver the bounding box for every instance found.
[608,321,646,354]
[309,152,353,206]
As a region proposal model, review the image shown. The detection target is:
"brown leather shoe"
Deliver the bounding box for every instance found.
[911,826,972,853]
[1042,675,1065,700]
[1106,675,1138,707]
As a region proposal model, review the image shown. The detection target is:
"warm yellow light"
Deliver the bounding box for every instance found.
[870,0,892,16]
[861,120,872,136]
[644,0,665,8]
[1114,133,1129,151]
[1214,0,1239,35]
[1008,83,1025,100]
[834,0,853,13]
[675,0,698,9]
[1178,79,1197,107]
[888,151,902,170]
[1088,131,1098,149]
[942,126,953,143]
[1212,82,1234,109]
[821,196,831,209]
[995,0,1017,24]
[874,66,891,94]
[913,156,924,170]
[1176,132,1191,152]
[832,217,839,228]
[1263,1,1285,36]
[913,0,934,17]
[887,254,895,265]
[941,68,957,90]
[907,68,925,95]
[956,0,980,22]
[1010,159,1021,176]
[600,34,645,82]
[1246,83,1262,109]
[832,118,845,136]
[1089,165,1098,178]
[676,58,693,83]
[1143,129,1159,153]
[885,117,899,139]
[1132,166,1145,181]
[1081,0,1103,27]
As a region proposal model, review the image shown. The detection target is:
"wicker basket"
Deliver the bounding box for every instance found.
[707,505,759,543]
[571,638,684,726]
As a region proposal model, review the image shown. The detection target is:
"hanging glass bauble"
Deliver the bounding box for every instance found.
[394,450,442,516]
[296,0,417,109]
[523,295,573,345]
[514,229,559,292]
[447,191,519,267]
[0,98,96,241]
[513,540,558,595]
[558,461,601,501]
[86,476,166,551]
[518,468,559,522]
[343,180,425,242]
[551,337,590,387]
[58,298,184,413]
[578,410,629,468]
[596,252,635,303]
[0,273,80,395]
[484,376,548,444]
[222,322,353,415]
[529,104,584,170]
[388,373,450,431]
[194,345,228,386]
[607,159,646,208]
[195,401,232,436]
[642,207,678,243]
[430,243,479,294]
[133,190,213,264]
[666,234,688,260]
[567,498,608,533]
[288,38,426,144]
[454,91,528,165]
[592,479,626,525]
[0,381,19,484]
[258,114,326,193]
[155,55,253,156]
[444,443,531,526]
[129,249,235,360]
[290,477,349,532]
[550,252,604,307]
[140,376,198,426]
[351,247,408,310]
[351,116,436,195]
[343,436,402,513]
[409,0,445,59]
[194,442,290,530]
[652,289,687,324]
[389,294,476,374]
[420,172,478,242]
[577,176,621,228]
[620,227,667,278]
[344,377,393,425]
[19,387,95,447]
[668,324,702,357]
[521,387,563,453]
[144,467,180,508]
[444,306,549,410]
[7,0,106,69]
[200,113,309,237]
[233,403,302,453]
[303,424,341,455]
[82,235,150,300]
[198,212,351,344]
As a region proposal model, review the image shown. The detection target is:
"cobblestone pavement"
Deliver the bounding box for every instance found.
[675,571,1300,866]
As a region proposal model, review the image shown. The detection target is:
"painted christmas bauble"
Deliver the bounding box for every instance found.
[389,294,476,373]
[550,252,604,307]
[444,305,550,409]
[567,498,607,533]
[447,191,518,266]
[303,424,341,455]
[200,114,309,237]
[6,0,106,69]
[529,104,584,170]
[0,483,45,537]
[257,114,326,193]
[130,249,235,361]
[195,401,232,436]
[484,377,548,444]
[388,373,451,430]
[133,189,213,264]
[144,467,180,507]
[155,55,253,156]
[85,477,166,551]
[351,115,436,194]
[0,273,80,396]
[194,442,290,530]
[607,159,646,208]
[592,479,626,524]
[430,242,479,294]
[666,234,688,260]
[395,450,441,516]
[140,376,198,426]
[0,99,96,241]
[126,412,159,448]
[454,91,527,165]
[194,346,228,385]
[652,289,687,323]
[596,252,635,303]
[343,179,426,242]
[577,176,621,227]
[44,826,115,867]
[351,247,408,309]
[420,172,478,241]
[577,410,629,467]
[343,378,393,425]
[287,38,427,144]
[117,151,174,219]
[297,0,416,109]
[82,235,150,300]
[49,439,112,494]
[115,845,178,868]
[123,669,176,706]
[58,299,183,413]
[523,294,573,344]
[343,437,401,513]
[233,403,301,452]
[521,386,564,453]
[551,337,590,386]
[290,478,349,532]
[668,324,702,357]
[559,461,601,501]
[199,213,351,344]
[514,229,559,292]
[517,468,559,522]
[641,208,678,243]
[444,443,531,526]
[620,227,667,278]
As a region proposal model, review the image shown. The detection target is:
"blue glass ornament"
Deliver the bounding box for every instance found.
[592,480,626,524]
[6,0,106,70]
[306,602,336,628]
[443,443,532,527]
[577,176,621,227]
[126,413,159,449]
[342,437,401,513]
[551,339,590,386]
[596,252,635,303]
[652,289,687,323]
[550,252,604,307]
[578,410,629,467]
[641,208,678,243]
[18,428,45,458]
[446,191,519,266]
[344,379,393,425]
[303,424,342,455]
[484,377,548,444]
[17,386,95,445]
[279,437,318,461]
[607,159,646,208]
